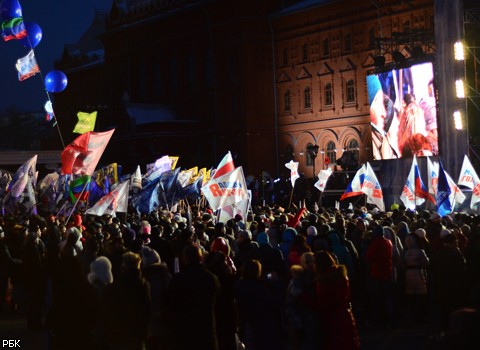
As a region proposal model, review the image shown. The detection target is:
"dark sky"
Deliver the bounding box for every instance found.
[0,0,112,113]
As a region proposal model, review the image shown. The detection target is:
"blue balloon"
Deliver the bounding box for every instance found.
[45,71,68,93]
[0,0,22,21]
[19,22,42,48]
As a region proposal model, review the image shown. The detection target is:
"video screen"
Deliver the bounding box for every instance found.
[367,61,438,160]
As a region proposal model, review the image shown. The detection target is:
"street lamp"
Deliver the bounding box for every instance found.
[306,144,320,180]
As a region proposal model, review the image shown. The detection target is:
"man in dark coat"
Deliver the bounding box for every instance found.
[166,243,220,350]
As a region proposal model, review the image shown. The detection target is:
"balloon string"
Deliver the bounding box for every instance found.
[24,29,66,149]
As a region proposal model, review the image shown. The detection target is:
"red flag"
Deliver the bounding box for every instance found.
[212,151,235,179]
[61,129,115,175]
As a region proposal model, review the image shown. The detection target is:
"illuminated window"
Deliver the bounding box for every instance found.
[326,141,337,164]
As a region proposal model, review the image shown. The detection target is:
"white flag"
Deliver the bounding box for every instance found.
[457,155,480,208]
[130,165,142,190]
[362,163,385,212]
[428,158,465,209]
[201,167,248,211]
[86,181,129,216]
[400,156,424,210]
[427,157,438,197]
[285,160,300,187]
[314,168,333,192]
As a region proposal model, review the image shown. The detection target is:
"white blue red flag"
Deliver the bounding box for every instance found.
[362,163,385,212]
[340,164,365,200]
[457,154,480,208]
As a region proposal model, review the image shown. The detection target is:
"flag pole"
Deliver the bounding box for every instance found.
[65,181,89,226]
[288,182,295,209]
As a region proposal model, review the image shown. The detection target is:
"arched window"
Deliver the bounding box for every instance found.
[284,89,291,112]
[304,86,311,109]
[324,83,333,106]
[284,144,294,162]
[306,142,314,166]
[346,79,355,103]
[347,139,360,162]
[326,141,337,164]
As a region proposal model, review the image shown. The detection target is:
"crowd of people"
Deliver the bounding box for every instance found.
[1,201,480,350]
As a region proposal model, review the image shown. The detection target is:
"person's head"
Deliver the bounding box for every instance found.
[88,256,113,286]
[314,250,337,275]
[240,259,262,280]
[182,243,203,266]
[121,251,142,272]
[300,251,315,272]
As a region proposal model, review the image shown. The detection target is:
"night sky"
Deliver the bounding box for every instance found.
[0,0,112,113]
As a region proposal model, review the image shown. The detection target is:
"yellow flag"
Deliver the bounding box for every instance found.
[169,156,179,170]
[73,111,97,134]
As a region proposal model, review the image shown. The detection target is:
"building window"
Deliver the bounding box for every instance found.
[322,38,330,58]
[403,20,411,32]
[304,86,311,109]
[346,79,355,103]
[302,43,309,61]
[347,139,360,162]
[284,144,294,162]
[326,141,336,164]
[284,89,291,112]
[344,33,352,53]
[283,48,288,65]
[306,142,314,166]
[324,83,333,106]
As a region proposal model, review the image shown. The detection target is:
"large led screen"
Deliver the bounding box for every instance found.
[367,61,438,160]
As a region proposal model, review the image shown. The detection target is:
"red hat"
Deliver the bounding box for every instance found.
[211,237,230,256]
[74,214,82,226]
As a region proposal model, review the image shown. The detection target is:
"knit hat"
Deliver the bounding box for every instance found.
[88,256,113,285]
[368,74,382,105]
[307,226,318,236]
[141,246,161,266]
[211,237,230,255]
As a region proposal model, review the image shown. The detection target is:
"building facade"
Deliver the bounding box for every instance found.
[272,0,435,179]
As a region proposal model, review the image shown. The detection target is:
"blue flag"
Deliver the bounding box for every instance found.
[131,177,160,214]
[436,160,452,217]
